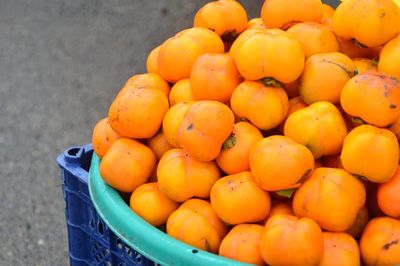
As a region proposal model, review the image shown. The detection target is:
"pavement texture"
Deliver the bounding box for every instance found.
[0,1,262,265]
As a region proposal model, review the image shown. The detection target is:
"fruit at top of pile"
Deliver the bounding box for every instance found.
[340,125,399,183]
[293,167,366,231]
[230,81,289,130]
[193,0,248,40]
[333,0,400,48]
[158,28,224,83]
[231,28,305,83]
[287,22,339,58]
[261,0,323,30]
[299,52,356,104]
[93,0,400,264]
[340,71,400,127]
[210,171,271,224]
[284,101,348,158]
[249,135,314,191]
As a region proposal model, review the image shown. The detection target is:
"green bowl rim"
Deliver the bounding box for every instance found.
[88,153,252,266]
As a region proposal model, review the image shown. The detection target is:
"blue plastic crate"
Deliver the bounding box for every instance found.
[56,144,156,266]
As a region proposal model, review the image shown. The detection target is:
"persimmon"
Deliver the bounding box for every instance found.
[232,28,305,83]
[211,172,270,224]
[293,167,366,232]
[250,135,314,191]
[130,182,179,227]
[340,71,400,127]
[167,199,227,253]
[216,122,263,175]
[190,53,240,103]
[377,165,400,218]
[345,205,370,239]
[284,101,348,159]
[320,232,361,266]
[338,38,373,59]
[287,22,339,58]
[146,45,160,75]
[108,89,169,139]
[353,58,377,74]
[157,148,220,202]
[261,0,323,30]
[177,100,234,161]
[299,52,356,105]
[322,154,344,169]
[99,138,156,192]
[340,125,399,183]
[162,101,191,147]
[116,73,170,99]
[333,0,400,48]
[278,96,307,133]
[379,34,400,79]
[92,118,120,158]
[168,78,194,106]
[389,117,400,140]
[219,224,265,265]
[146,131,174,161]
[321,4,334,23]
[360,217,400,266]
[260,214,324,266]
[282,79,300,98]
[194,0,248,40]
[158,28,224,83]
[230,81,289,131]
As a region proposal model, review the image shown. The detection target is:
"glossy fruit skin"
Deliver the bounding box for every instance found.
[167,199,227,253]
[353,58,377,74]
[340,71,400,127]
[194,0,248,38]
[284,101,348,159]
[293,167,366,232]
[100,138,156,192]
[299,52,356,104]
[116,73,170,99]
[231,28,305,83]
[345,205,370,239]
[379,35,400,79]
[158,28,224,83]
[360,217,400,266]
[287,22,339,58]
[168,78,194,106]
[266,200,294,219]
[108,89,169,139]
[146,131,174,161]
[130,182,179,226]
[190,53,240,103]
[146,45,161,75]
[230,81,289,130]
[219,224,265,265]
[319,232,361,266]
[92,118,120,158]
[157,148,220,202]
[261,0,323,30]
[377,165,400,218]
[162,101,192,147]
[333,0,400,48]
[216,122,263,175]
[250,135,314,191]
[341,125,399,183]
[210,171,271,224]
[260,214,324,266]
[177,100,235,162]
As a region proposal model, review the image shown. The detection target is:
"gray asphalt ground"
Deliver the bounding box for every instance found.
[0,1,262,265]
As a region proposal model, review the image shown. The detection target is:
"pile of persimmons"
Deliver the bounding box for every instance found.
[92,0,400,265]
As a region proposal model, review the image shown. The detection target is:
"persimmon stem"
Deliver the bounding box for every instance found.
[276,189,296,198]
[222,133,237,150]
[259,77,281,88]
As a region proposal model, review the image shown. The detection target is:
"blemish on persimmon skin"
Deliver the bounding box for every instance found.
[187,124,193,131]
[382,239,399,250]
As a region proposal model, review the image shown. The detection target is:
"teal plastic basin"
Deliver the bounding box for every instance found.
[89,153,251,266]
